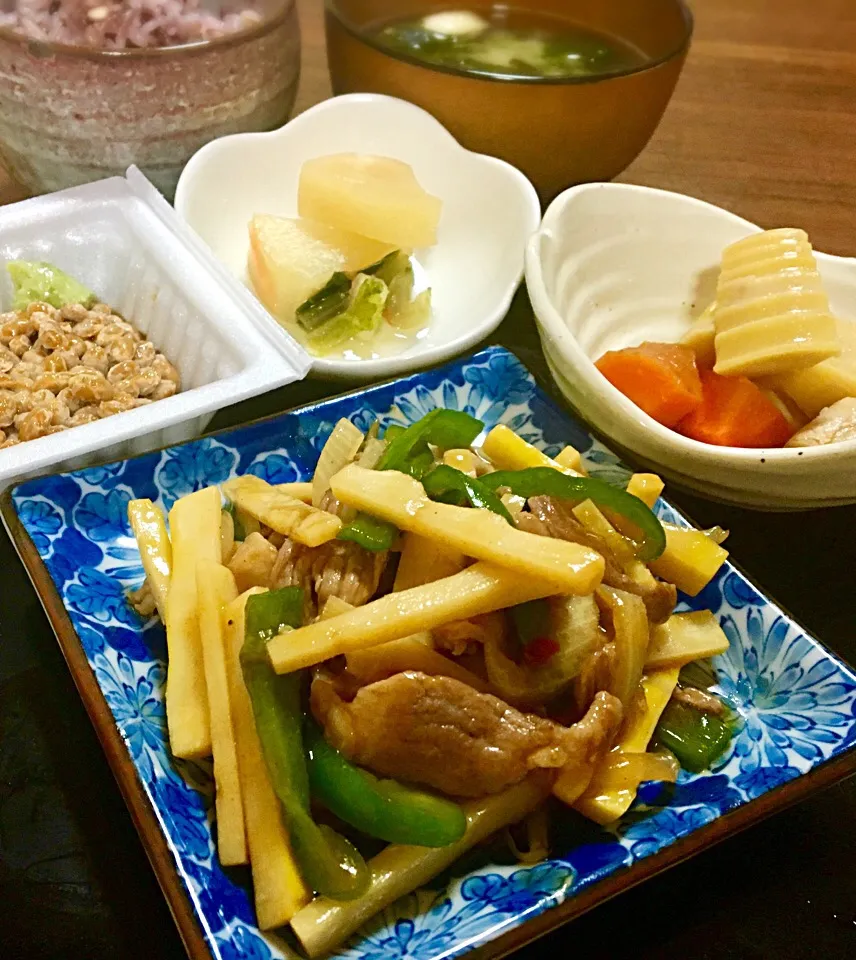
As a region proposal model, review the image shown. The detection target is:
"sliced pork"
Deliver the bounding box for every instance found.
[312,670,622,798]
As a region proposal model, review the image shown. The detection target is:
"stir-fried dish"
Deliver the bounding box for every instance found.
[126,410,732,954]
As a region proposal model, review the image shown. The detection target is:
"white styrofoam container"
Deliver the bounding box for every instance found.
[0,167,311,486]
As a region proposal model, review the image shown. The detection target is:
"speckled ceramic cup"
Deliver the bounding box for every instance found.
[0,0,300,201]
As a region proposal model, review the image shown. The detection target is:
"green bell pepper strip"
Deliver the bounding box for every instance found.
[398,445,436,482]
[305,722,467,847]
[337,513,398,552]
[383,424,405,442]
[339,411,485,549]
[652,699,732,773]
[240,588,370,900]
[510,598,552,649]
[479,467,666,562]
[422,464,514,523]
[377,409,484,478]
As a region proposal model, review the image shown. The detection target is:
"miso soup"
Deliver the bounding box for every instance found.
[372,7,646,80]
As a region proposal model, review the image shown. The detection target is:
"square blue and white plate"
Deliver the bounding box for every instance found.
[4,347,856,960]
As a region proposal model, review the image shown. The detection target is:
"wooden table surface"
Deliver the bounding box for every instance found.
[2,3,856,960]
[3,0,856,260]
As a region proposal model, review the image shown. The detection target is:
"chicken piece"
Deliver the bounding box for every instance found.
[785,397,856,447]
[518,496,676,624]
[312,670,622,798]
[270,536,387,620]
[227,532,278,593]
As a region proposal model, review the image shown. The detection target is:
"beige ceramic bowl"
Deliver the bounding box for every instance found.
[526,182,856,511]
[0,0,300,200]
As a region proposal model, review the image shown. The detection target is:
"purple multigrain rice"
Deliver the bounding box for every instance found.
[0,0,263,49]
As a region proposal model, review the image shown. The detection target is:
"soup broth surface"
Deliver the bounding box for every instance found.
[372,6,646,80]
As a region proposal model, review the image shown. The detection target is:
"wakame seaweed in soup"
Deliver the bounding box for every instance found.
[372,7,646,80]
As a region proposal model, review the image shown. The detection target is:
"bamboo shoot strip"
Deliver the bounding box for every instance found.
[275,481,313,503]
[127,498,172,615]
[222,475,342,547]
[196,562,246,866]
[646,611,730,669]
[482,423,584,478]
[164,485,221,759]
[326,590,491,691]
[346,635,492,692]
[267,561,571,674]
[330,464,605,591]
[290,773,553,958]
[393,532,466,591]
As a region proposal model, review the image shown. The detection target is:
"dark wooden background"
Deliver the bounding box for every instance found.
[1,2,855,958]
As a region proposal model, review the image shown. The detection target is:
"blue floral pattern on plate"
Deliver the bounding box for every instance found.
[9,346,856,960]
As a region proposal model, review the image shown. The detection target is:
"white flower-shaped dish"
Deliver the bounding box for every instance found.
[526,182,856,510]
[175,93,541,380]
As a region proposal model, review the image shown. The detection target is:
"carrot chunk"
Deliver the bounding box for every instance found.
[595,342,703,427]
[677,369,793,448]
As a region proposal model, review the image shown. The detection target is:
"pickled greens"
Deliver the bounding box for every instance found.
[295,251,433,354]
[303,274,389,354]
[295,272,353,333]
[375,252,432,330]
